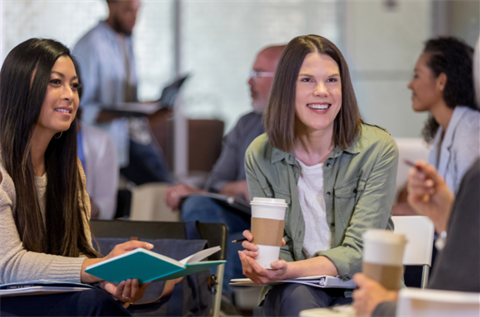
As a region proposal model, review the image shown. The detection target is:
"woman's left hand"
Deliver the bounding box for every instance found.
[238,250,289,284]
[352,273,398,317]
[101,279,151,303]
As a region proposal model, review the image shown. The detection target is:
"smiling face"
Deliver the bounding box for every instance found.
[407,53,444,112]
[294,52,342,134]
[35,56,80,138]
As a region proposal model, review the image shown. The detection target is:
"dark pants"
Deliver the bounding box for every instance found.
[0,288,130,316]
[120,140,171,185]
[262,283,353,317]
[181,196,250,296]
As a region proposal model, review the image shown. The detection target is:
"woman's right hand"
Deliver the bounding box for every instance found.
[406,161,454,233]
[239,230,289,284]
[81,240,154,284]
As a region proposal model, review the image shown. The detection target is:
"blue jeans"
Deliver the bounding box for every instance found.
[181,196,250,296]
[120,140,171,185]
[263,283,353,316]
[0,288,130,316]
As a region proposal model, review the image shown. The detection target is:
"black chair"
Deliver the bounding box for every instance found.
[89,220,228,317]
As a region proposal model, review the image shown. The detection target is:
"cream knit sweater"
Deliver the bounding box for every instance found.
[0,159,92,284]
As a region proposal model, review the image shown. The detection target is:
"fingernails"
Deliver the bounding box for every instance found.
[147,243,154,248]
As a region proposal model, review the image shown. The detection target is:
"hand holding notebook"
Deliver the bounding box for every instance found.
[86,246,225,284]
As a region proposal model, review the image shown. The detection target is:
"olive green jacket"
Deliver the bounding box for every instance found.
[245,123,398,279]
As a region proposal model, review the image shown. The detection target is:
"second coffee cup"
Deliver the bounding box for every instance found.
[362,229,407,290]
[250,197,288,269]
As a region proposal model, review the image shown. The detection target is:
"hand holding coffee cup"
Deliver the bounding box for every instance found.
[250,197,288,269]
[362,229,407,290]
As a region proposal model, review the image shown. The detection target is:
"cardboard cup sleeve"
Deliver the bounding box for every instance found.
[251,218,285,247]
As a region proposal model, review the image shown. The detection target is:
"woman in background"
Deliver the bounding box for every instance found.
[352,33,480,317]
[0,38,174,316]
[394,36,478,216]
[239,34,399,316]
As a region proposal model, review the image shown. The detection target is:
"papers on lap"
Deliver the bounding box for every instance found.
[86,246,225,284]
[0,280,94,298]
[229,275,356,289]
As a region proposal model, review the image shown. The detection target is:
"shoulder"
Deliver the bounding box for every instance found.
[232,111,263,131]
[357,123,397,152]
[0,156,16,204]
[455,106,480,130]
[246,133,271,157]
[74,23,107,54]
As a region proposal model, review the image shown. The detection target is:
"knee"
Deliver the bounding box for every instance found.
[181,196,221,221]
[263,284,328,316]
[79,289,129,316]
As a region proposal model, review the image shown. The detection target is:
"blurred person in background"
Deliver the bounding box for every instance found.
[353,34,480,317]
[393,36,479,216]
[77,107,119,220]
[165,45,285,303]
[74,0,171,186]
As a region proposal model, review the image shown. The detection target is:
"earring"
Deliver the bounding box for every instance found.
[54,132,63,139]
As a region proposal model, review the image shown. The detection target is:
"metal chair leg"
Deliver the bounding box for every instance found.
[421,265,430,289]
[212,263,225,317]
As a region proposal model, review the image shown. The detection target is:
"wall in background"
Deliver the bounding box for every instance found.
[341,0,431,138]
[0,0,338,134]
[0,0,478,139]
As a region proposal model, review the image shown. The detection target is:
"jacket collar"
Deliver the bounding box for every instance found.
[270,133,361,165]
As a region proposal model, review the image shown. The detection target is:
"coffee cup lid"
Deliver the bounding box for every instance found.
[363,229,407,244]
[250,197,288,207]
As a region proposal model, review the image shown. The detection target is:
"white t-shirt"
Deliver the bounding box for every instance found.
[296,159,331,258]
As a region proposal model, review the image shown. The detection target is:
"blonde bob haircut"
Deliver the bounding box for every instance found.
[264,34,363,153]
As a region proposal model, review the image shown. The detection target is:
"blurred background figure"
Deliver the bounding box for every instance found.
[392,36,479,216]
[77,108,119,220]
[73,0,171,186]
[165,45,285,302]
[353,34,480,317]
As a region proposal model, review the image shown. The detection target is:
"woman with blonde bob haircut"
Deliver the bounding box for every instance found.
[239,34,399,316]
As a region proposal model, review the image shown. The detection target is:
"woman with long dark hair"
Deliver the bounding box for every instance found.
[409,36,478,193]
[238,35,399,316]
[0,38,159,316]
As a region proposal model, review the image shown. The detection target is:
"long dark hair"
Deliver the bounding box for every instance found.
[0,38,98,258]
[421,37,477,142]
[264,34,363,152]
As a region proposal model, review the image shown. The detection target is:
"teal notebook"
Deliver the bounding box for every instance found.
[85,246,225,284]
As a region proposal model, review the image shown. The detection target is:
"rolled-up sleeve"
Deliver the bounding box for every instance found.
[316,134,398,278]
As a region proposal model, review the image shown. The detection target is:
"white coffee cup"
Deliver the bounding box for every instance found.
[362,229,407,290]
[250,197,288,269]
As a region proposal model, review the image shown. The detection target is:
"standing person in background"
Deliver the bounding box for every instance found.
[165,45,286,301]
[393,37,478,216]
[77,108,119,220]
[0,38,180,317]
[240,34,398,317]
[74,0,171,186]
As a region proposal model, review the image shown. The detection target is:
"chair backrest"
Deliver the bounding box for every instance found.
[394,138,431,199]
[392,216,434,266]
[149,118,225,173]
[397,288,480,316]
[89,220,228,261]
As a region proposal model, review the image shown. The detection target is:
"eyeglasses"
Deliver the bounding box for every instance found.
[249,70,275,81]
